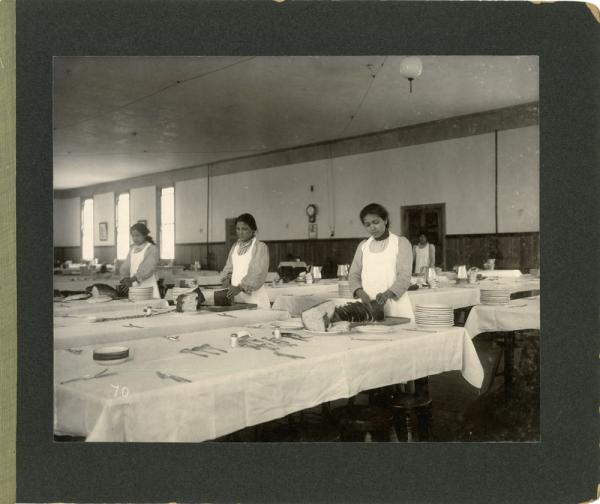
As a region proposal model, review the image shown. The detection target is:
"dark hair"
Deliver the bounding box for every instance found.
[359,203,390,229]
[130,222,155,244]
[236,213,258,231]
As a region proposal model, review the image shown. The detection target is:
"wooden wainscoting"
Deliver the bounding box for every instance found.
[445,232,539,271]
[175,238,365,271]
[175,243,228,271]
[54,247,82,264]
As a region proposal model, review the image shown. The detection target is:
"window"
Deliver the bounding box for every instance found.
[116,193,130,260]
[160,187,175,260]
[81,198,94,261]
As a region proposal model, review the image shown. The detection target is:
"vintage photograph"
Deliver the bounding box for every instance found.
[52,56,540,443]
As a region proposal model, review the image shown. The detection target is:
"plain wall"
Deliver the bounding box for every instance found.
[54,125,539,246]
[53,197,80,247]
[130,186,157,240]
[93,192,115,246]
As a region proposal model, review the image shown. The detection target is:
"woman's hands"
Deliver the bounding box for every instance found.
[120,277,134,288]
[375,290,395,305]
[226,285,243,300]
[355,288,372,305]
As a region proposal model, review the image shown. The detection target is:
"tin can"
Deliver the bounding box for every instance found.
[230,334,239,348]
[272,328,281,340]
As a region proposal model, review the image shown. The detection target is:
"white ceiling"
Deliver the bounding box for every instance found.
[53,56,538,189]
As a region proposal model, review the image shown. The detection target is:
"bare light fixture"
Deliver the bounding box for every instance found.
[399,57,423,93]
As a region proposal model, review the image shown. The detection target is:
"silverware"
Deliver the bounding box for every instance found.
[194,344,227,354]
[164,335,180,341]
[401,328,439,334]
[273,350,306,359]
[217,312,237,318]
[179,348,209,358]
[191,345,221,355]
[156,371,192,383]
[123,323,144,328]
[509,304,527,308]
[60,368,115,385]
[65,348,83,354]
[282,333,309,341]
[350,337,393,341]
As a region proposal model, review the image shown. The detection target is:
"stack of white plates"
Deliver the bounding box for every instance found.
[415,303,454,328]
[128,286,153,301]
[480,289,510,305]
[338,281,353,298]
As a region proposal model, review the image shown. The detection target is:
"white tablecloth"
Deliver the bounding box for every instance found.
[464,296,540,338]
[54,323,483,441]
[54,309,290,350]
[54,298,169,317]
[271,278,540,316]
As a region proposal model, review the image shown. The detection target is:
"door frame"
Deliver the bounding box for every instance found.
[400,203,447,270]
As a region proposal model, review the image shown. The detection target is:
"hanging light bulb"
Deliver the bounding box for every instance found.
[399,57,423,93]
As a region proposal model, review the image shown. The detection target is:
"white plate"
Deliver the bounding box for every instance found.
[417,323,454,329]
[354,325,393,334]
[94,356,131,365]
[417,304,452,310]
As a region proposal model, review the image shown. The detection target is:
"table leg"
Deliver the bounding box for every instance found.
[504,332,515,400]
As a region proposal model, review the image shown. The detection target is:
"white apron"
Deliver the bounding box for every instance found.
[130,242,160,299]
[414,244,430,274]
[231,238,270,309]
[362,234,415,321]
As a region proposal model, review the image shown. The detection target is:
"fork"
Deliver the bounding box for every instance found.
[156,371,192,383]
[217,312,237,318]
[123,323,144,328]
[164,335,180,341]
[179,348,209,358]
[60,368,115,385]
[65,348,83,354]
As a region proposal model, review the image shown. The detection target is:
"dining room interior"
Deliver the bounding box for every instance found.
[52,55,540,443]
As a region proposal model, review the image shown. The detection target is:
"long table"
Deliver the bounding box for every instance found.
[54,309,290,350]
[54,323,483,442]
[54,298,169,317]
[464,296,540,339]
[271,278,540,316]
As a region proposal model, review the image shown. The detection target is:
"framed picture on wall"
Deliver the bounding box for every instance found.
[308,223,318,239]
[99,221,108,241]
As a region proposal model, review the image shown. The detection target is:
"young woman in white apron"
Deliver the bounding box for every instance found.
[348,203,415,321]
[413,232,436,274]
[220,213,270,309]
[120,223,160,299]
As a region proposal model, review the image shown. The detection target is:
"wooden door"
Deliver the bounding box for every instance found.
[401,203,446,269]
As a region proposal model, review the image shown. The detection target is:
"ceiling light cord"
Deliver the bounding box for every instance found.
[341,56,387,135]
[54,57,256,131]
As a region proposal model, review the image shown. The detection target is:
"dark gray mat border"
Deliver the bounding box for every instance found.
[16,1,599,503]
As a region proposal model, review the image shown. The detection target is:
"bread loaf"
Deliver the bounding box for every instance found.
[300,301,337,331]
